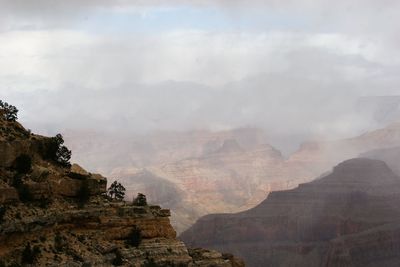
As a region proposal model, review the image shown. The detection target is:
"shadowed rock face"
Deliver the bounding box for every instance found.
[180,158,400,267]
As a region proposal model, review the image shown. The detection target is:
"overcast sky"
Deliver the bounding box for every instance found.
[1,0,400,151]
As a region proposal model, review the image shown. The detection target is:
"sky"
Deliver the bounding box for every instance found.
[1,0,400,152]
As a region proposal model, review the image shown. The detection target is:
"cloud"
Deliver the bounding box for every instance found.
[1,0,400,153]
[2,38,397,151]
[0,29,391,89]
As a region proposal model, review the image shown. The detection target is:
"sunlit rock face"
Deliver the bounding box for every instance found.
[180,158,400,267]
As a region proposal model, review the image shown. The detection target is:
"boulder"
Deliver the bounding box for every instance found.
[87,173,107,195]
[69,163,90,179]
[52,177,82,197]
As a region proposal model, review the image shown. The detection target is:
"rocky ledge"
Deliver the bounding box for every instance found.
[0,197,244,266]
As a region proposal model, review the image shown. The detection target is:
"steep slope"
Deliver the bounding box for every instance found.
[181,158,400,267]
[0,108,244,266]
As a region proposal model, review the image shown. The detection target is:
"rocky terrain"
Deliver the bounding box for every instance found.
[0,105,244,267]
[180,158,400,267]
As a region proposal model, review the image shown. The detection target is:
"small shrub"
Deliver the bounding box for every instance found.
[15,154,32,174]
[133,193,147,206]
[112,250,123,266]
[38,197,52,209]
[21,243,40,264]
[126,226,142,247]
[18,184,33,203]
[107,181,126,201]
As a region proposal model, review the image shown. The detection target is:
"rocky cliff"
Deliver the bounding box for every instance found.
[180,158,400,267]
[0,108,244,267]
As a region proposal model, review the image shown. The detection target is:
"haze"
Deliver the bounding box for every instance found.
[1,0,400,153]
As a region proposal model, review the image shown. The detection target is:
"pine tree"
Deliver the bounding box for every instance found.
[0,100,18,122]
[133,193,147,206]
[107,181,126,201]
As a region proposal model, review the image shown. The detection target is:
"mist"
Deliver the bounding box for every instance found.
[1,0,400,153]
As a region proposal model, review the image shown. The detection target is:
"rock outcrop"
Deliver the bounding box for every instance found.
[180,158,400,267]
[0,109,244,266]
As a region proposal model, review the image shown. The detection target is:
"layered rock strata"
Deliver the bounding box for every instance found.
[181,158,400,267]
